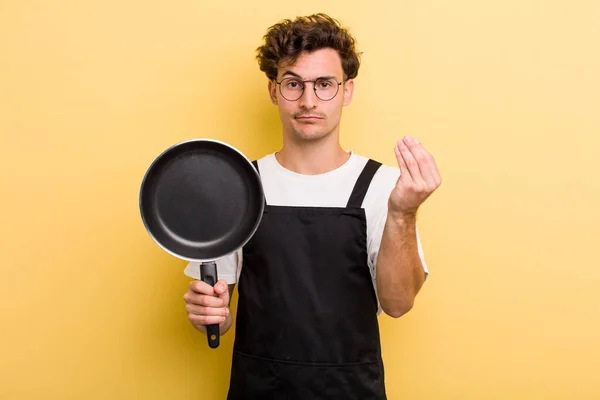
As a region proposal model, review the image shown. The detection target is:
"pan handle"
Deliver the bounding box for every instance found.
[200,261,220,349]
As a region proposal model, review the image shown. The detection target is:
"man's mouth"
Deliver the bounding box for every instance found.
[295,115,323,121]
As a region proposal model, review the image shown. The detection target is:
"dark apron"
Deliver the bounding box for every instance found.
[227,159,386,400]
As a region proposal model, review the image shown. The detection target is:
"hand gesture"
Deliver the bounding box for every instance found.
[389,136,442,218]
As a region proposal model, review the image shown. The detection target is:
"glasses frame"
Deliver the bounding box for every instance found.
[273,77,347,102]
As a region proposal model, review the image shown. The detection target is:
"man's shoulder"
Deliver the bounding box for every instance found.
[253,152,276,169]
[352,154,400,184]
[351,155,399,210]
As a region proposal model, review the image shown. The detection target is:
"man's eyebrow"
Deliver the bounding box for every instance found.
[281,71,302,79]
[280,71,338,80]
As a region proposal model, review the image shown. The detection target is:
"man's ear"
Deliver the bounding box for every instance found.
[342,79,354,106]
[268,80,278,105]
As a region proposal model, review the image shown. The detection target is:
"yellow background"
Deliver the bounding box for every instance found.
[1,1,599,399]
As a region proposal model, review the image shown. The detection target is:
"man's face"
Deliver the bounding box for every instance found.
[268,48,354,142]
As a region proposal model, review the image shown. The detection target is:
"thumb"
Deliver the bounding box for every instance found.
[214,280,230,304]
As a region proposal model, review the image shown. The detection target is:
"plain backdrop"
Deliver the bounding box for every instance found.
[1,1,599,398]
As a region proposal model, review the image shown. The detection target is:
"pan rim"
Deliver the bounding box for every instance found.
[139,138,265,263]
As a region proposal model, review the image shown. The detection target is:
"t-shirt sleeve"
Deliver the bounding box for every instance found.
[183,249,241,284]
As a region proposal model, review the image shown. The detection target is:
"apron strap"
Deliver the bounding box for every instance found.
[346,159,382,208]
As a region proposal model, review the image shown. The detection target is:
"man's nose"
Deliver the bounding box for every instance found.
[298,84,318,108]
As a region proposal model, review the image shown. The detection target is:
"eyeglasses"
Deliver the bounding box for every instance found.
[274,77,345,101]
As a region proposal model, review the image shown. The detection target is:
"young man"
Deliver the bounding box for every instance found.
[183,13,441,399]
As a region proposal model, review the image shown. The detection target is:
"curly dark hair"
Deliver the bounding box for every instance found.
[256,13,361,81]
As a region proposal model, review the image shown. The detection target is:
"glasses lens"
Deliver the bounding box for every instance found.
[314,78,339,101]
[280,78,304,101]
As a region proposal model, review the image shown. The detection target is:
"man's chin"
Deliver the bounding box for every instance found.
[291,129,330,142]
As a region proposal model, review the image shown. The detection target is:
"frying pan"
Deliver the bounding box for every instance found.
[139,139,264,348]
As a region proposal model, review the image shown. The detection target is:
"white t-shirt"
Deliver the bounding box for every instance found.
[184,151,429,313]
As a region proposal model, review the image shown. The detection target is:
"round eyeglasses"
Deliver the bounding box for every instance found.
[274,77,345,101]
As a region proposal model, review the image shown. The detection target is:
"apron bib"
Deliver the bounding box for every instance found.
[227,159,387,400]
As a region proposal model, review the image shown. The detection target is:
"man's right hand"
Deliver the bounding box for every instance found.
[183,279,232,335]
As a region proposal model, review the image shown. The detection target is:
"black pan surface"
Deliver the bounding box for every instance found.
[139,139,264,261]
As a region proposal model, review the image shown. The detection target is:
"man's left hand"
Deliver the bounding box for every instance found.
[389,136,442,219]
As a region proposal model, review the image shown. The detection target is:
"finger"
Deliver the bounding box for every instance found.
[403,137,437,185]
[189,280,216,296]
[188,314,227,326]
[184,292,227,308]
[421,145,442,187]
[426,155,442,187]
[213,280,228,295]
[398,138,424,184]
[394,143,410,182]
[186,303,229,317]
[406,137,442,188]
[214,280,231,305]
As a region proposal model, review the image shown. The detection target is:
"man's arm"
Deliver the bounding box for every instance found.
[376,136,441,318]
[376,214,425,318]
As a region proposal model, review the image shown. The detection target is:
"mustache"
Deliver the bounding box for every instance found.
[293,113,325,119]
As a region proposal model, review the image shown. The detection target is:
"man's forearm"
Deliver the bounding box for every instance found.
[375,213,425,318]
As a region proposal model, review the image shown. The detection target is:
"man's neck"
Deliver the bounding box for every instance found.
[275,133,350,175]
